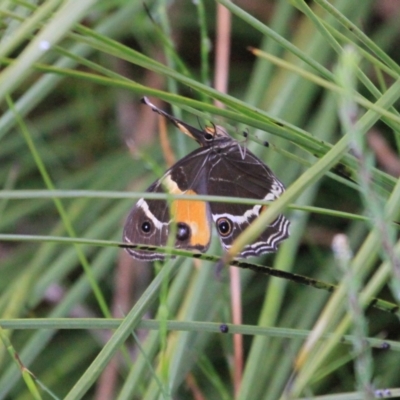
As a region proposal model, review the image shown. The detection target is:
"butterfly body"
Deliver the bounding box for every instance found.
[123,98,290,260]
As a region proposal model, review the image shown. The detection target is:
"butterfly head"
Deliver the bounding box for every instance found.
[201,125,230,145]
[183,124,231,148]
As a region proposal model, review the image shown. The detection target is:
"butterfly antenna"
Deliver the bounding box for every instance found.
[210,121,217,134]
[234,128,247,160]
[210,122,218,146]
[241,129,249,159]
[196,116,205,131]
[237,142,246,160]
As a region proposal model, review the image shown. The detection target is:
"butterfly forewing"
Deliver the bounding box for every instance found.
[123,148,213,260]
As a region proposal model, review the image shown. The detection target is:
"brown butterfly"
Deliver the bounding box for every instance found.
[123,98,290,260]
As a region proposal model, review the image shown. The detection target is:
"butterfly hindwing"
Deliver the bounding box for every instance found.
[123,181,168,261]
[207,143,290,257]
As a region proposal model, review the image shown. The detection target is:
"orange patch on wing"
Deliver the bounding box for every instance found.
[171,190,210,247]
[163,175,210,247]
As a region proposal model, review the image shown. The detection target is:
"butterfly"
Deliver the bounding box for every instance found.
[123,97,290,260]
